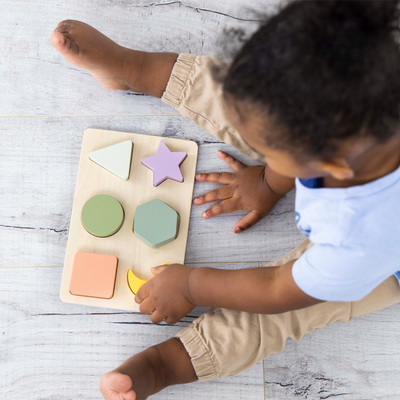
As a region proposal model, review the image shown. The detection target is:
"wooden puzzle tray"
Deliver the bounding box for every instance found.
[60,128,198,312]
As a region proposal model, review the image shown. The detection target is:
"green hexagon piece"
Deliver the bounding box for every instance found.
[133,199,179,248]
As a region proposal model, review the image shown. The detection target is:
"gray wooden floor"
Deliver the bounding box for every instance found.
[1,1,400,399]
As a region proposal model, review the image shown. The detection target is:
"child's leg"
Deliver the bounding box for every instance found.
[50,20,179,96]
[51,21,263,162]
[99,338,196,400]
[161,53,266,163]
[100,239,400,398]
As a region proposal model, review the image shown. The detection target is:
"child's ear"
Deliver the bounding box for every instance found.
[319,158,355,180]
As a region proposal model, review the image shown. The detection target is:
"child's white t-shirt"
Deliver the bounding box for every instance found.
[292,164,400,301]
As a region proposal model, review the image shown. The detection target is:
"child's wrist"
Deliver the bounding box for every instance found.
[185,267,198,306]
[262,168,284,201]
[186,267,210,306]
[263,165,295,197]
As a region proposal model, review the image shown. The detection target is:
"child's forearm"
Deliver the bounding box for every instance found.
[124,50,178,98]
[187,261,322,314]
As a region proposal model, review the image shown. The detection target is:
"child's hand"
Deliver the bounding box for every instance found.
[194,151,282,233]
[134,263,196,324]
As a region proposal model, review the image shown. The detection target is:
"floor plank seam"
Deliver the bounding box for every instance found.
[0,114,181,118]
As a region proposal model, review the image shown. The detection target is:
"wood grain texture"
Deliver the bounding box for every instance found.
[2,1,398,399]
[263,307,400,399]
[0,117,304,268]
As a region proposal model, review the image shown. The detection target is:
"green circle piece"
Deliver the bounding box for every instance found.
[81,194,124,238]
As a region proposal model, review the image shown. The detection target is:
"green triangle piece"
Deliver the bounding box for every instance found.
[89,140,133,181]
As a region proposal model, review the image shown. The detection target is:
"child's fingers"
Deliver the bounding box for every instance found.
[202,199,237,218]
[217,150,247,172]
[195,171,234,184]
[134,283,149,304]
[193,185,232,205]
[150,310,165,324]
[234,210,263,233]
[151,265,166,275]
[138,298,155,315]
[165,315,180,325]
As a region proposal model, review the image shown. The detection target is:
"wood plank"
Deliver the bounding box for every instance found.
[0,0,281,117]
[1,265,264,399]
[0,116,304,267]
[263,308,400,399]
[2,1,399,399]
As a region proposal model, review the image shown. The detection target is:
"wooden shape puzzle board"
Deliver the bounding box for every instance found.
[60,128,198,312]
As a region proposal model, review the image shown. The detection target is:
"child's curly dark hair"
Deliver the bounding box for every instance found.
[223,0,400,160]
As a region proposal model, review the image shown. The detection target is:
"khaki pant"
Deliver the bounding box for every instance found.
[161,54,400,381]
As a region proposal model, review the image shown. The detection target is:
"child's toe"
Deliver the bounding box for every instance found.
[120,390,136,400]
[56,19,74,29]
[50,31,79,57]
[107,371,133,394]
[54,24,70,34]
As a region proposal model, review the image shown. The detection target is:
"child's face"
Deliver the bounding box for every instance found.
[224,96,327,179]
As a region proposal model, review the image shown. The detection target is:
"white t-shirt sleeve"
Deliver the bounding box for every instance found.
[292,243,392,302]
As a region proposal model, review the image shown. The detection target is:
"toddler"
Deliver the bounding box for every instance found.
[50,1,400,399]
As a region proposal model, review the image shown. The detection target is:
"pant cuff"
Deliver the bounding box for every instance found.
[161,53,197,108]
[176,324,218,382]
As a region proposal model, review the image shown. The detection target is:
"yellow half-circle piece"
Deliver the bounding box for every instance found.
[127,269,147,295]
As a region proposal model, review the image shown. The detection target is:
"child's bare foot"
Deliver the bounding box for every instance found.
[100,349,159,400]
[99,338,197,400]
[50,20,142,90]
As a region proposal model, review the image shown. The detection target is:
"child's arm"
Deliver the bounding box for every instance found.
[188,261,322,314]
[135,262,323,324]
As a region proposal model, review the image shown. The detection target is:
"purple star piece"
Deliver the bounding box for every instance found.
[141,141,187,186]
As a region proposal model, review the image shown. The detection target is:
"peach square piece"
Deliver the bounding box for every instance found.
[69,252,118,299]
